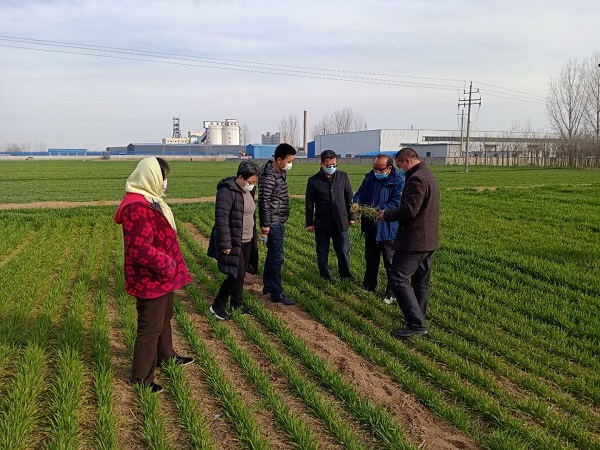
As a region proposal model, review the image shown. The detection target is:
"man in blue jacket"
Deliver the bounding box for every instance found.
[353,154,404,303]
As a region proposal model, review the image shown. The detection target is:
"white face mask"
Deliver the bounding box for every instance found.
[281,161,293,171]
[162,179,168,191]
[243,183,255,192]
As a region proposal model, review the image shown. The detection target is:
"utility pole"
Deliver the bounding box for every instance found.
[459,82,481,173]
[458,109,466,163]
[303,110,308,154]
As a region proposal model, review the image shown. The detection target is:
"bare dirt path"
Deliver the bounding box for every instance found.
[0,197,219,211]
[183,222,479,450]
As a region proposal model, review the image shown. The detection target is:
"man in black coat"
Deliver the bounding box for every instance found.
[258,143,297,306]
[377,147,440,338]
[305,150,356,281]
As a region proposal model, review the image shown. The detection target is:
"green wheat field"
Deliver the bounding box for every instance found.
[0,160,598,449]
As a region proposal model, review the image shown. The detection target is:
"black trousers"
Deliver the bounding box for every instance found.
[362,225,394,296]
[132,292,176,384]
[214,241,252,310]
[315,229,351,279]
[389,250,435,331]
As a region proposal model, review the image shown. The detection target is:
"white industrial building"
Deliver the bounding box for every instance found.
[202,119,240,145]
[261,131,281,145]
[313,129,559,163]
[162,119,240,145]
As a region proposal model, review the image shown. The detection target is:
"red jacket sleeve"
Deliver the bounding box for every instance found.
[121,204,176,279]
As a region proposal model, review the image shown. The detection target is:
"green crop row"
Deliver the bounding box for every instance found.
[180,223,419,450]
[0,223,87,449]
[278,227,598,448]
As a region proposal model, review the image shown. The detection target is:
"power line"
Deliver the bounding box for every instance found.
[0,43,469,91]
[0,34,548,101]
[475,81,545,99]
[479,90,545,105]
[0,44,464,90]
[0,34,471,84]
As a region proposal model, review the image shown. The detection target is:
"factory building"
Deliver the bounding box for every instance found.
[48,148,88,156]
[312,129,559,163]
[261,132,281,145]
[246,144,277,159]
[124,143,244,157]
[202,119,240,145]
[161,118,240,145]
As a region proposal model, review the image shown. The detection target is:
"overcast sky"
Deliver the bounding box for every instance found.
[0,0,598,150]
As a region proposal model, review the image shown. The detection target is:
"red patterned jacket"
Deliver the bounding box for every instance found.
[114,193,191,299]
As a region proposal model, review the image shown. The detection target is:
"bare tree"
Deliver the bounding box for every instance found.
[583,52,600,142]
[311,107,367,138]
[279,113,300,147]
[546,59,588,142]
[333,107,367,133]
[310,114,334,138]
[240,123,251,145]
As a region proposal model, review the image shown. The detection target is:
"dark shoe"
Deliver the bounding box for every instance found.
[281,295,295,306]
[321,275,333,281]
[390,327,428,339]
[173,355,194,366]
[360,285,375,292]
[133,381,164,393]
[149,382,163,393]
[271,294,295,306]
[160,355,195,368]
[262,287,271,295]
[230,305,250,315]
[210,305,229,320]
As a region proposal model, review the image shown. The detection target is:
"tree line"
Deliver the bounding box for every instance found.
[546,51,600,166]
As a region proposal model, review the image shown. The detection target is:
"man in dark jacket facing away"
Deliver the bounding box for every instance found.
[258,143,296,306]
[305,150,356,281]
[353,154,404,303]
[377,148,440,338]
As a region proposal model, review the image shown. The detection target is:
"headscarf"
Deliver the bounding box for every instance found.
[125,157,177,232]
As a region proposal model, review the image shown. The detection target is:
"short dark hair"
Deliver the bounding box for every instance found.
[237,160,260,180]
[156,157,170,179]
[375,154,393,167]
[274,143,297,160]
[395,147,419,161]
[320,149,337,163]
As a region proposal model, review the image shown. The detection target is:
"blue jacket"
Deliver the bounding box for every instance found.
[353,168,404,242]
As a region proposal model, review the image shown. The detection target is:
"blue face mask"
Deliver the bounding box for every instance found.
[374,172,388,180]
[398,169,406,178]
[323,165,337,175]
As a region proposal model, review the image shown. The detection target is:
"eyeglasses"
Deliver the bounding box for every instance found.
[372,166,389,173]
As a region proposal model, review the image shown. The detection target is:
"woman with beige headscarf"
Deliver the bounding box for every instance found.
[115,157,193,393]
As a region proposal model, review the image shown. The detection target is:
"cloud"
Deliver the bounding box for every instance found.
[0,0,598,149]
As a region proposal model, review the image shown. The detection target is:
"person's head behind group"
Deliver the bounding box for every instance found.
[274,143,296,172]
[372,154,394,179]
[395,147,420,173]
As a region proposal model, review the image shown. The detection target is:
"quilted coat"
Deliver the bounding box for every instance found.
[115,193,191,299]
[208,177,259,278]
